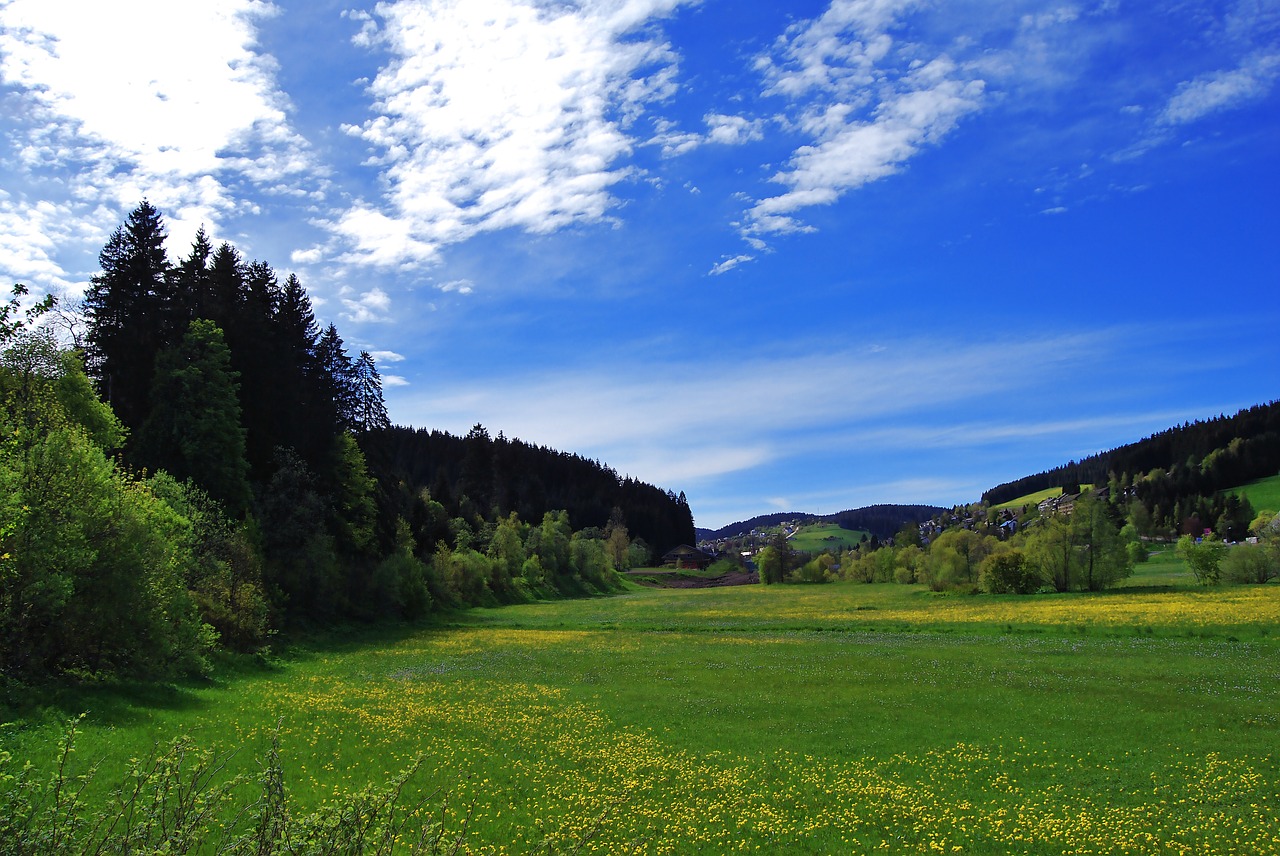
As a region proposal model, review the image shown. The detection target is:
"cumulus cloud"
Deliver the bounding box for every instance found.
[340,287,393,323]
[652,112,765,157]
[0,0,316,244]
[438,279,475,295]
[0,196,104,293]
[705,113,766,145]
[330,0,694,267]
[291,246,325,266]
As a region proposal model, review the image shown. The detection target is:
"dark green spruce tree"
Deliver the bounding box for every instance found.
[352,350,390,433]
[137,320,252,516]
[315,323,357,430]
[84,200,171,433]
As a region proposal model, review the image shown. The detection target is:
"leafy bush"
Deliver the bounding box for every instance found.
[979,550,1040,594]
[789,555,834,583]
[1,426,212,679]
[1222,542,1278,585]
[1176,535,1227,585]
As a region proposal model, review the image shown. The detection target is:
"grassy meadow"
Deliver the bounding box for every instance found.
[787,522,870,552]
[991,484,1097,511]
[4,554,1279,854]
[1226,473,1280,513]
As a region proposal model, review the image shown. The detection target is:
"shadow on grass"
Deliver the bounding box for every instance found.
[2,673,218,729]
[0,617,462,728]
[1100,584,1183,595]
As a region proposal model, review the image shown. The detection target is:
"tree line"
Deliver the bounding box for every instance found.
[752,489,1279,591]
[0,202,693,682]
[363,424,694,562]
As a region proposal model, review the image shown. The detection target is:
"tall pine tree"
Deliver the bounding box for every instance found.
[315,324,357,431]
[352,350,390,433]
[85,201,171,433]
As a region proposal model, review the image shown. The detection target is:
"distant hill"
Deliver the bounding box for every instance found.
[982,400,1279,539]
[826,504,947,540]
[983,401,1279,506]
[697,512,809,542]
[699,402,1279,547]
[698,504,944,542]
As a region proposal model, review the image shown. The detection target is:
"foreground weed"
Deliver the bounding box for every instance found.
[0,716,466,855]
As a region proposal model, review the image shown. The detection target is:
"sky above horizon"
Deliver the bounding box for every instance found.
[2,0,1277,530]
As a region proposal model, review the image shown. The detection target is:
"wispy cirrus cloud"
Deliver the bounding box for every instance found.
[390,328,1115,489]
[1160,52,1280,125]
[708,254,754,276]
[742,1,984,241]
[438,280,475,295]
[329,0,695,268]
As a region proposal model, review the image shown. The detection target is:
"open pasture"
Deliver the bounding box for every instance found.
[6,573,1279,854]
[787,523,870,552]
[1226,473,1280,513]
[991,484,1096,511]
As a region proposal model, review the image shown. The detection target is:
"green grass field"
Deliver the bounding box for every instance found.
[1226,472,1280,513]
[786,522,869,552]
[992,484,1096,510]
[5,559,1278,854]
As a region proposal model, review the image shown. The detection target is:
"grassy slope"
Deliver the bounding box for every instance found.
[992,483,1096,510]
[1226,472,1280,513]
[6,559,1278,855]
[786,522,869,552]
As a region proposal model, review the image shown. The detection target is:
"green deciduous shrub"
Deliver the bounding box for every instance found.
[979,549,1040,594]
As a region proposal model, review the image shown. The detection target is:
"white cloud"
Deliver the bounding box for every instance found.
[704,113,766,146]
[1160,53,1280,125]
[652,128,704,158]
[331,0,695,268]
[370,350,406,364]
[708,254,754,275]
[340,287,393,323]
[438,279,475,295]
[392,330,1112,489]
[0,196,101,293]
[758,0,913,98]
[652,112,766,157]
[743,3,984,239]
[382,374,410,387]
[291,246,325,266]
[0,0,316,243]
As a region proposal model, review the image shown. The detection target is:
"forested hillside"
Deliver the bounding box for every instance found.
[828,505,946,540]
[982,402,1280,537]
[363,425,694,557]
[0,202,692,683]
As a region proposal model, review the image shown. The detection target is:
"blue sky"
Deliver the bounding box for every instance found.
[1,0,1277,529]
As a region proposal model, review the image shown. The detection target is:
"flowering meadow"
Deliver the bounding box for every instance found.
[4,569,1278,854]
